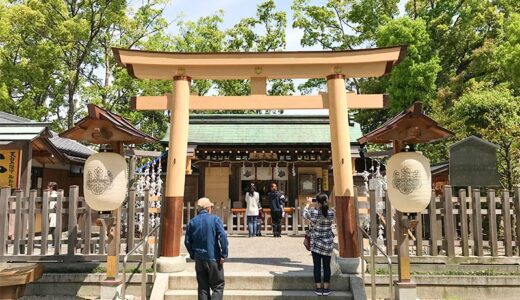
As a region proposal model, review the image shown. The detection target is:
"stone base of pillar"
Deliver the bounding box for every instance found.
[394,281,417,300]
[337,256,365,274]
[157,256,187,273]
[99,279,122,300]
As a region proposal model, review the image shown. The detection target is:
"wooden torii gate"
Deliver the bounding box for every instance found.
[113,46,406,269]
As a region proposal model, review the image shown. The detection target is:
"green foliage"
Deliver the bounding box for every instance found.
[447,87,520,189]
[292,0,399,50]
[497,13,520,96]
[376,17,441,113]
[0,0,294,141]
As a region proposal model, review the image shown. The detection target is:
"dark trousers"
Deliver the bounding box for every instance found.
[312,251,331,283]
[195,259,225,300]
[271,211,282,236]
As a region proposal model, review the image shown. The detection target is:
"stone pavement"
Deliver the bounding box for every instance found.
[182,234,316,273]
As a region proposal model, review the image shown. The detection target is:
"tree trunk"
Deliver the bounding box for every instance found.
[67,86,75,129]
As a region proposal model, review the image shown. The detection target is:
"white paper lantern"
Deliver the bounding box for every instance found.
[84,152,128,211]
[387,152,431,213]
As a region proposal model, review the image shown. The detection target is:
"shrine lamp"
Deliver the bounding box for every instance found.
[60,103,157,211]
[387,151,431,213]
[84,152,128,211]
[358,102,453,213]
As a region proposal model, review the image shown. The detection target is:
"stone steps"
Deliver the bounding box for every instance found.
[169,271,350,291]
[164,289,353,300]
[165,272,353,299]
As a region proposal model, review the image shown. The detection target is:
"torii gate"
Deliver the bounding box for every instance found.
[113,46,406,271]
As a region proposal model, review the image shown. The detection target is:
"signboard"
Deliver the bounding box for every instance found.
[256,167,273,180]
[299,174,316,194]
[449,136,500,187]
[0,149,22,188]
[322,169,329,191]
[249,152,277,160]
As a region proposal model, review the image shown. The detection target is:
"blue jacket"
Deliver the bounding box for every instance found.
[184,209,228,261]
[268,191,286,212]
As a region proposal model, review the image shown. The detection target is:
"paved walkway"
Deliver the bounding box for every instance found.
[182,234,317,273]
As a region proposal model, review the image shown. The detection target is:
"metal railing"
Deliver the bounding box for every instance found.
[121,224,160,300]
[359,226,393,300]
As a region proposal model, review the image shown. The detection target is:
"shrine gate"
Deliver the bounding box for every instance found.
[112,46,406,270]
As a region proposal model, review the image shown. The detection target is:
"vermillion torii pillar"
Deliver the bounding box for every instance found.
[327,74,359,261]
[162,76,191,257]
[112,46,406,273]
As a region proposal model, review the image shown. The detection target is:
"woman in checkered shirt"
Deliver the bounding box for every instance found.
[304,193,335,296]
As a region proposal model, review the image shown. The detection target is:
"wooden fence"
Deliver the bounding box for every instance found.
[364,186,520,257]
[0,186,159,262]
[0,186,314,262]
[2,185,520,262]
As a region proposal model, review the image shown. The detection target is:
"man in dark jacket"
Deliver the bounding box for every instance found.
[268,182,286,237]
[185,197,228,300]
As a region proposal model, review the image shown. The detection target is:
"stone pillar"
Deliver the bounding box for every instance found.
[326,74,360,272]
[158,76,190,271]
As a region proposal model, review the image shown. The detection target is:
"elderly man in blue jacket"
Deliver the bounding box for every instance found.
[185,197,228,300]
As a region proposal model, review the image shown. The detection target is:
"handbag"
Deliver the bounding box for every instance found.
[303,233,311,251]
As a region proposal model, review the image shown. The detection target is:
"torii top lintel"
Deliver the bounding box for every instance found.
[112,46,406,80]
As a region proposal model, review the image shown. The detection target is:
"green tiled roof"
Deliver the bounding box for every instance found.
[162,114,362,145]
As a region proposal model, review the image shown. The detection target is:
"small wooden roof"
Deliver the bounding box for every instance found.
[358,102,453,145]
[112,46,406,80]
[60,104,157,145]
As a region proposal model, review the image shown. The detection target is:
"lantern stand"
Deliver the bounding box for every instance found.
[358,103,453,300]
[60,104,157,300]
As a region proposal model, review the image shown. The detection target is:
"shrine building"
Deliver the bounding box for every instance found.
[161,114,369,209]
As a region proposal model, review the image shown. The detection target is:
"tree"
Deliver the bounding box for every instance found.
[449,87,520,190]
[223,0,294,102]
[375,17,441,113]
[497,12,520,96]
[355,17,441,133]
[0,0,65,123]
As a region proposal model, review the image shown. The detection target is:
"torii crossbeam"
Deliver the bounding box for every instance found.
[113,46,406,272]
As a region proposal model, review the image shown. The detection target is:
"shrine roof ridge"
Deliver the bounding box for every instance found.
[187,114,346,125]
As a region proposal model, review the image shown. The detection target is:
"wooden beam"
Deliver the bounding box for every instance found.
[113,46,406,80]
[131,94,389,111]
[124,149,162,157]
[251,77,266,95]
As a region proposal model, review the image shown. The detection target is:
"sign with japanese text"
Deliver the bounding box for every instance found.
[0,149,22,188]
[322,169,329,191]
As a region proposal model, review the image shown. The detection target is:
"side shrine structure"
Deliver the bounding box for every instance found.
[112,46,406,271]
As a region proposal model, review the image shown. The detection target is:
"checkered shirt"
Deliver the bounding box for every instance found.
[303,207,335,256]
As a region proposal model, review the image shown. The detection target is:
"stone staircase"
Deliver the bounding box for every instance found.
[164,271,354,299]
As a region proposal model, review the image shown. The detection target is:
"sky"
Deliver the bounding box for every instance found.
[164,0,313,51]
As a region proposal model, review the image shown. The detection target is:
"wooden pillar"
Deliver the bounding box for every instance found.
[106,142,123,279]
[20,142,32,195]
[326,74,359,258]
[161,76,191,257]
[230,164,240,204]
[198,162,206,202]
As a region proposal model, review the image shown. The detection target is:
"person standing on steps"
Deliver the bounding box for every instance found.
[185,197,229,300]
[304,193,335,296]
[245,184,260,238]
[268,182,286,237]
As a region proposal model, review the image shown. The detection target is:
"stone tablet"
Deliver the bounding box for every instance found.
[449,136,500,187]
